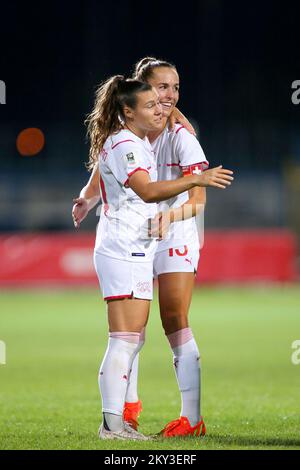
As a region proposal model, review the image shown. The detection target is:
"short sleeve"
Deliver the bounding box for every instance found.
[173,127,209,174]
[107,140,150,187]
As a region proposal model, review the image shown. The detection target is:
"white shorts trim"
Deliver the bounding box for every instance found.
[153,245,200,278]
[94,253,153,301]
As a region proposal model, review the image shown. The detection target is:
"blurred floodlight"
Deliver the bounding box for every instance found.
[16,128,45,156]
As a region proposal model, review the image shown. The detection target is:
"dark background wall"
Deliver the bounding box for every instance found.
[0,0,300,232]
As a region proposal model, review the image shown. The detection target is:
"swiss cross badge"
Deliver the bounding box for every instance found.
[192,166,202,175]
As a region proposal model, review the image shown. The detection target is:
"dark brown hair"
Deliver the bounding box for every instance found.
[85,75,152,170]
[133,56,176,82]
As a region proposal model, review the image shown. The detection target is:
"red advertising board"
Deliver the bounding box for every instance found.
[0,230,297,286]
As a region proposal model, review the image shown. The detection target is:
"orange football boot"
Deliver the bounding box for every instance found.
[123,400,143,431]
[159,416,206,437]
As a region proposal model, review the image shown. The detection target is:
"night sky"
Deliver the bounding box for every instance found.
[1,0,300,174]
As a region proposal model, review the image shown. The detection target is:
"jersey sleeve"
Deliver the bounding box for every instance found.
[107,140,150,187]
[174,127,209,176]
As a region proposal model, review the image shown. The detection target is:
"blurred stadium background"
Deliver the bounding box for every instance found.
[1,0,300,450]
[0,0,300,285]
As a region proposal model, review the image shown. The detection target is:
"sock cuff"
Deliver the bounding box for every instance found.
[109,331,140,344]
[167,327,193,348]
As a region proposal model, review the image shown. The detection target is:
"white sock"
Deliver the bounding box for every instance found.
[99,332,140,419]
[125,328,145,403]
[167,328,201,427]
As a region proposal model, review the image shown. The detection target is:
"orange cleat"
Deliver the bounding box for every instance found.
[123,400,143,431]
[159,416,206,438]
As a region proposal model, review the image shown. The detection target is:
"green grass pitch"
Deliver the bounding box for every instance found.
[0,286,300,450]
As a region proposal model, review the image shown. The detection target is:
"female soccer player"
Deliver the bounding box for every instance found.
[125,58,209,438]
[73,74,233,441]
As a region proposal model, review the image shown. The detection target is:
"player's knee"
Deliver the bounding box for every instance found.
[161,314,189,335]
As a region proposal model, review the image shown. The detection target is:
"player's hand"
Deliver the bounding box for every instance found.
[195,166,234,189]
[72,197,89,228]
[169,107,196,136]
[148,211,172,240]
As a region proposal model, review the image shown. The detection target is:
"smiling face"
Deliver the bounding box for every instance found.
[123,87,163,137]
[147,66,180,118]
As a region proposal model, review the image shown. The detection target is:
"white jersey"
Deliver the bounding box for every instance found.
[95,129,157,262]
[151,124,209,253]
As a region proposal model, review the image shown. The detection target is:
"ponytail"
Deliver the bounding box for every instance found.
[85,75,152,171]
[85,75,125,170]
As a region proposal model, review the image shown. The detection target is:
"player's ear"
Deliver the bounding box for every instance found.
[123,106,134,120]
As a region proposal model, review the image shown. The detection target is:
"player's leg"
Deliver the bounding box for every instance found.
[156,246,205,437]
[107,297,147,425]
[125,326,145,402]
[123,327,145,429]
[99,297,149,439]
[158,271,194,333]
[94,253,152,439]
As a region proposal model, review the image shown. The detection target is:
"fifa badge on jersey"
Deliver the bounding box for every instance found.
[126,152,135,162]
[126,151,139,167]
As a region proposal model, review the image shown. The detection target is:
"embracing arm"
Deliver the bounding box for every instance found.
[72,164,101,228]
[150,187,206,239]
[128,166,232,203]
[169,107,196,135]
[170,187,206,222]
[79,164,101,207]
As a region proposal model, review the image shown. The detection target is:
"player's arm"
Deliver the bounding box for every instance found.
[128,166,233,203]
[168,130,209,220]
[72,164,101,228]
[171,187,206,221]
[150,187,206,239]
[169,107,196,135]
